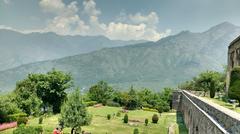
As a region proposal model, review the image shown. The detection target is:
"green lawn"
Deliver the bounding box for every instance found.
[201,97,240,113]
[0,106,188,134]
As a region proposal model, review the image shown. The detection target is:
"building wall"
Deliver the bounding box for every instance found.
[173,91,240,134]
[227,37,240,92]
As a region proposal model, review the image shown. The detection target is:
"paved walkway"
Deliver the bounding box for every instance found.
[168,124,175,134]
[192,94,240,121]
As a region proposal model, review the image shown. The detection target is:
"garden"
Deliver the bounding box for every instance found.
[0,69,188,134]
[1,106,188,134]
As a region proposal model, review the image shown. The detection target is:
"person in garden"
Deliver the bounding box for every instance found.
[53,127,61,134]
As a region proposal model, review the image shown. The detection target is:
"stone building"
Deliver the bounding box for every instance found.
[227,35,240,92]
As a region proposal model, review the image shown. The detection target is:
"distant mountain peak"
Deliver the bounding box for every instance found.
[177,30,193,35]
[205,22,239,33]
[217,21,237,27]
[1,21,240,91]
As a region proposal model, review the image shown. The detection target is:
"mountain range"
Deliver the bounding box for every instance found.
[0,30,144,71]
[0,22,240,92]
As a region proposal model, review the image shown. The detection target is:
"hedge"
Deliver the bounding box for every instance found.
[13,125,43,134]
[84,101,98,107]
[142,107,158,112]
[6,113,27,122]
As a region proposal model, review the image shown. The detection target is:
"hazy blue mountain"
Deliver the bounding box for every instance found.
[1,22,240,92]
[0,30,145,71]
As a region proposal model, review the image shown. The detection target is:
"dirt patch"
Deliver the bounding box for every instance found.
[93,104,103,108]
[168,123,176,134]
[128,119,142,123]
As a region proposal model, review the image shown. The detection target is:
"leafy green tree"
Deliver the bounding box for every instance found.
[112,91,130,106]
[15,69,73,114]
[0,94,22,123]
[125,86,139,110]
[36,69,73,113]
[229,67,240,106]
[14,78,42,115]
[60,88,92,134]
[155,99,170,113]
[178,80,198,91]
[88,81,113,105]
[159,88,173,109]
[138,88,153,108]
[195,71,223,98]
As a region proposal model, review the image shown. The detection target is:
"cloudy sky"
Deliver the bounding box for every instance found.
[1,0,240,41]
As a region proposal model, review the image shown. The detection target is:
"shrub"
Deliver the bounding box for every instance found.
[13,124,43,134]
[106,100,120,107]
[38,116,43,124]
[17,117,28,126]
[107,114,111,120]
[133,128,139,134]
[142,102,153,108]
[34,126,43,133]
[7,113,27,122]
[123,114,128,123]
[229,67,240,106]
[84,101,98,107]
[210,88,216,98]
[116,111,121,117]
[152,114,159,124]
[145,118,148,126]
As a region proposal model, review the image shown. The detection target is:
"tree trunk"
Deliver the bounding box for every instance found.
[71,127,75,134]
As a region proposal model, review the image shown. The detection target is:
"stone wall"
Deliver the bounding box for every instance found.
[227,35,240,92]
[183,91,240,133]
[172,90,240,134]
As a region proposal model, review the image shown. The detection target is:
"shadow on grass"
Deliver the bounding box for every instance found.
[176,112,188,134]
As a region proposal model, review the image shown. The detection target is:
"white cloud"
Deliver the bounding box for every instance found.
[37,0,171,41]
[106,23,146,41]
[39,0,65,14]
[39,0,89,35]
[83,0,101,16]
[105,23,171,41]
[129,12,159,26]
[46,16,89,36]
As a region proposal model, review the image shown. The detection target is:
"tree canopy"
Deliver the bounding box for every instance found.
[60,88,92,134]
[179,71,224,98]
[88,81,113,105]
[14,69,73,114]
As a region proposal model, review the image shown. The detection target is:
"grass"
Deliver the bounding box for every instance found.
[201,97,240,113]
[0,106,188,134]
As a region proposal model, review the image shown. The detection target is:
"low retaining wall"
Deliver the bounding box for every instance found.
[172,90,236,134]
[182,91,240,133]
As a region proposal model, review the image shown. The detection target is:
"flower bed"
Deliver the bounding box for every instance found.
[0,122,17,131]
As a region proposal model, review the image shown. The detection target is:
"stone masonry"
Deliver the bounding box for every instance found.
[172,90,240,134]
[227,35,240,92]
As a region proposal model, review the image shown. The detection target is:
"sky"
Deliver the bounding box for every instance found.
[0,0,240,41]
